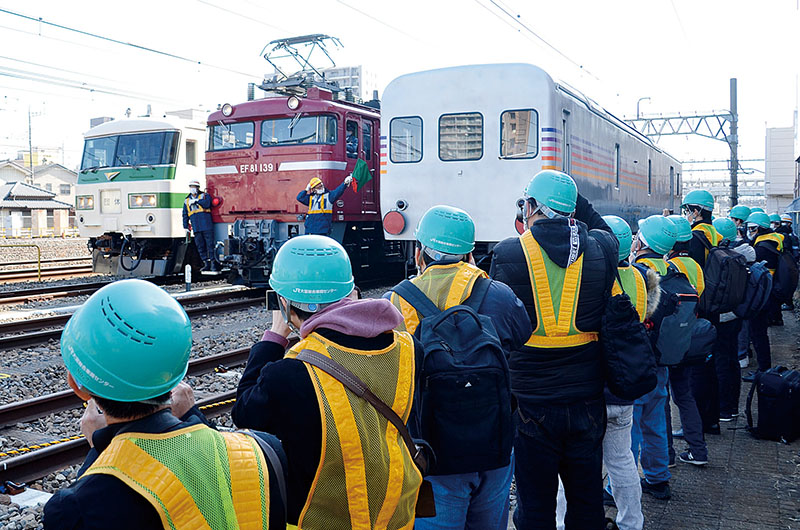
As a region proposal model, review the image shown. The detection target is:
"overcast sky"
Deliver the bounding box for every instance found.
[0,0,797,170]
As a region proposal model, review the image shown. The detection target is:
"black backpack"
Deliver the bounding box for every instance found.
[733,260,773,319]
[596,232,658,401]
[647,268,702,366]
[746,366,800,443]
[764,244,799,304]
[683,317,717,365]
[697,237,749,314]
[390,278,513,475]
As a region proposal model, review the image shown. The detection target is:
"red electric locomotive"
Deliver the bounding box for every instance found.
[206,40,401,286]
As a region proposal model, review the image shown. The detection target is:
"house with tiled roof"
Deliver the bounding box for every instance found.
[0,159,77,207]
[0,181,74,236]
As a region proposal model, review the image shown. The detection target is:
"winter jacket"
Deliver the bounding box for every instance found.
[181,192,213,232]
[43,408,287,530]
[296,181,349,235]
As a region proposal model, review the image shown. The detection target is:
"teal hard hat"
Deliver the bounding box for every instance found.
[667,214,693,242]
[637,215,678,255]
[769,213,781,224]
[729,205,751,221]
[746,211,771,229]
[524,170,578,215]
[269,235,354,307]
[680,189,714,212]
[602,215,632,262]
[415,205,476,256]
[713,218,737,242]
[751,207,765,213]
[60,279,192,402]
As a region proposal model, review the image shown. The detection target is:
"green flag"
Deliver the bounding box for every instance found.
[351,158,372,192]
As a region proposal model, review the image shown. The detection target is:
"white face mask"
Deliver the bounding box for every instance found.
[314,187,325,195]
[190,187,198,196]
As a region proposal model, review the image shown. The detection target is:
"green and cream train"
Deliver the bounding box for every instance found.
[76,116,207,276]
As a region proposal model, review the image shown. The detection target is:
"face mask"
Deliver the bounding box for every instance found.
[315,187,325,195]
[190,187,198,196]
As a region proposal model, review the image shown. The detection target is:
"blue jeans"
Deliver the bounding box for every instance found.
[513,397,606,530]
[414,462,513,530]
[631,367,670,484]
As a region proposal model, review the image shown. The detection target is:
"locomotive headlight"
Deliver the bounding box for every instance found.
[287,96,300,110]
[221,103,234,117]
[87,197,94,208]
[147,195,157,206]
[135,196,143,206]
[129,194,157,208]
[77,195,94,210]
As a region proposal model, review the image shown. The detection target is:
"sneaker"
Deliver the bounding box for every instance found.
[719,413,738,422]
[678,450,708,466]
[603,488,616,507]
[640,478,671,500]
[672,429,684,438]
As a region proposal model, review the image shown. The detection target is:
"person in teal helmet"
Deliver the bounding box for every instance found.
[729,204,751,242]
[490,169,616,528]
[44,279,287,530]
[386,205,530,530]
[713,218,737,243]
[233,235,426,527]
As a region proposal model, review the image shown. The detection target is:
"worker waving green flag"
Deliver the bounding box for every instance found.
[350,158,372,192]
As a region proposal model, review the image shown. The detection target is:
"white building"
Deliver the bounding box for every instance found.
[320,65,380,101]
[765,118,799,213]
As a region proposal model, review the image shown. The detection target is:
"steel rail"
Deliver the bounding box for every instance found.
[0,265,95,281]
[0,256,92,268]
[0,276,186,305]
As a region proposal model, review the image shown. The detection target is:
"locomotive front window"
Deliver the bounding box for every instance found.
[390,116,422,163]
[81,136,117,170]
[260,115,337,146]
[500,109,539,159]
[81,131,179,170]
[209,122,255,151]
[439,112,483,161]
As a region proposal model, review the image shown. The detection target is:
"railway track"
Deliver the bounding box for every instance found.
[0,256,92,268]
[0,264,95,282]
[0,288,264,350]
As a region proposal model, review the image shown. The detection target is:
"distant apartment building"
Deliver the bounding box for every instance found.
[765,118,799,213]
[320,65,380,101]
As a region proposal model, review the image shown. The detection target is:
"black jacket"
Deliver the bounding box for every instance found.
[232,329,424,525]
[490,207,615,404]
[753,229,781,270]
[43,408,287,529]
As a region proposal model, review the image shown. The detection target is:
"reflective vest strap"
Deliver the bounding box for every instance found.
[224,432,270,530]
[668,257,705,296]
[308,193,332,214]
[84,426,213,530]
[694,223,720,247]
[617,266,647,322]
[185,197,211,217]
[638,258,668,276]
[444,263,488,309]
[519,231,558,336]
[756,233,784,252]
[390,292,419,334]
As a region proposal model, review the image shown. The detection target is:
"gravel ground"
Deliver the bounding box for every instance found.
[0,238,88,265]
[0,282,393,525]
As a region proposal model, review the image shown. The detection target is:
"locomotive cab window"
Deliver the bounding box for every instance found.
[346,120,359,159]
[185,140,197,166]
[81,131,179,169]
[439,112,483,161]
[261,114,337,146]
[362,122,372,161]
[390,116,422,163]
[500,109,539,158]
[209,122,254,151]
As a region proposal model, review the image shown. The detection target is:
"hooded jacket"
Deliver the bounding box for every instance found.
[232,298,424,525]
[490,214,614,404]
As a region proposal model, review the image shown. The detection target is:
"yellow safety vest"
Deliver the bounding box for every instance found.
[611,265,648,322]
[755,233,785,274]
[307,193,333,214]
[693,223,719,261]
[518,230,599,348]
[185,194,211,218]
[667,255,705,296]
[637,257,669,276]
[83,424,270,530]
[285,331,421,530]
[390,261,488,334]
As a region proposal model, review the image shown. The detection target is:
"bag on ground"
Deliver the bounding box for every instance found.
[746,366,800,443]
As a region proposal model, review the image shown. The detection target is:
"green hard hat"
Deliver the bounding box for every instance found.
[713,218,737,242]
[751,207,765,213]
[681,189,715,211]
[667,214,693,242]
[746,211,771,229]
[637,214,678,255]
[769,213,781,224]
[415,205,476,255]
[729,205,751,221]
[524,169,578,215]
[60,279,192,402]
[269,235,354,307]
[602,215,632,262]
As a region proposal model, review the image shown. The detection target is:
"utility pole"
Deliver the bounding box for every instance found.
[729,78,738,207]
[28,105,33,185]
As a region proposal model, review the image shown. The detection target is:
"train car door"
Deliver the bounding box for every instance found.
[342,115,362,216]
[359,119,378,214]
[562,110,571,173]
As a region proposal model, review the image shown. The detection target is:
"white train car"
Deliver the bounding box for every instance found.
[76,116,207,276]
[379,63,681,269]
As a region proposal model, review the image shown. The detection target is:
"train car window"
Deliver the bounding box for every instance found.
[390,116,422,163]
[209,122,254,151]
[346,120,359,159]
[614,144,620,189]
[81,136,117,169]
[113,132,178,166]
[186,140,197,166]
[261,115,337,146]
[500,109,539,159]
[362,122,372,161]
[439,112,483,161]
[162,132,180,165]
[647,159,652,195]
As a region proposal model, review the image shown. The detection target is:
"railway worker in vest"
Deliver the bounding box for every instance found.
[296,175,353,236]
[729,204,751,242]
[629,215,678,498]
[660,215,711,467]
[387,205,531,530]
[232,235,423,529]
[182,179,216,271]
[489,170,614,529]
[742,211,784,382]
[43,279,287,530]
